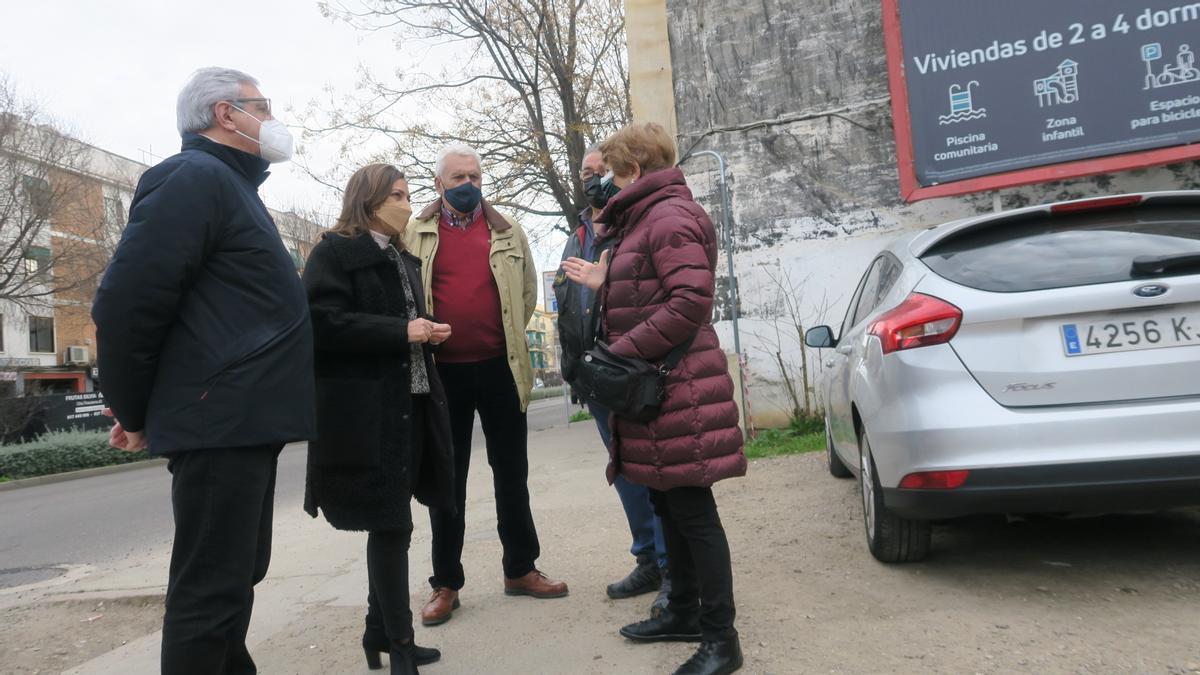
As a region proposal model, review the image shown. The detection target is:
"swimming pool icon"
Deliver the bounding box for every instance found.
[939,81,987,125]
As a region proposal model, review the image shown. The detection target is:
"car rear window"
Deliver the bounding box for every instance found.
[920,204,1200,292]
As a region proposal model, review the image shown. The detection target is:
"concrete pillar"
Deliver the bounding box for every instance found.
[624,0,679,138]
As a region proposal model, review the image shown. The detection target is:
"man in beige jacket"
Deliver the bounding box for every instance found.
[405,143,568,626]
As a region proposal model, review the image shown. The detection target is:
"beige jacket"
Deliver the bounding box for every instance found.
[404,198,538,411]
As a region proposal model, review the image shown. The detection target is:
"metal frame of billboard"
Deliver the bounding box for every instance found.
[882,0,1200,203]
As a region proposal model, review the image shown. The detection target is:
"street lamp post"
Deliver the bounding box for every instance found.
[678,149,748,438]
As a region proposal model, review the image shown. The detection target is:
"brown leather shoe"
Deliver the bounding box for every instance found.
[421,587,460,626]
[503,570,569,599]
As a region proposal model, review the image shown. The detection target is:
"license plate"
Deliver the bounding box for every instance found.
[1062,311,1200,357]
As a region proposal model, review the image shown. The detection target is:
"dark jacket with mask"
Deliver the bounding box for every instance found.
[553,208,616,389]
[92,133,315,455]
[302,231,455,531]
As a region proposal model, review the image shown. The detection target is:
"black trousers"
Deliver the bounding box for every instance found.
[365,518,415,644]
[161,444,283,675]
[430,356,540,589]
[364,393,425,645]
[650,486,738,642]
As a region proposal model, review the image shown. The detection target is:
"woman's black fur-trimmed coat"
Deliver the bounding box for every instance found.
[301,231,454,531]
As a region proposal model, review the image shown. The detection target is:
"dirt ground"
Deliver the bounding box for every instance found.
[253,449,1200,674]
[6,441,1200,674]
[1,595,163,674]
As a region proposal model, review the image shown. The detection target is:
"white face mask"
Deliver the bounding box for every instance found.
[230,104,294,163]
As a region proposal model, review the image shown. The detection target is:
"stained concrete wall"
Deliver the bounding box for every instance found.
[656,0,1200,427]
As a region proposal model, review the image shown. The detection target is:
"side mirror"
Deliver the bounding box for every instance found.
[805,325,836,349]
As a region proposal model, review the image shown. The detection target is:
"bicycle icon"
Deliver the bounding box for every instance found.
[1142,43,1200,90]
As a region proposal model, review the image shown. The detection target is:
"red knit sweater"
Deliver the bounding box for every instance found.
[431,210,507,363]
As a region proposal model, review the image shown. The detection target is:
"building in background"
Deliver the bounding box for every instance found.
[527,306,560,387]
[0,118,146,397]
[273,209,324,275]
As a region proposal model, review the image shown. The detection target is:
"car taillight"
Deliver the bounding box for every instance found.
[1049,194,1143,214]
[899,470,969,489]
[869,293,962,354]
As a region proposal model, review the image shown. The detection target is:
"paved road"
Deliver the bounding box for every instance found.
[0,396,577,589]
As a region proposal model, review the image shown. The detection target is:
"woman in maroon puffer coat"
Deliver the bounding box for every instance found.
[562,122,747,675]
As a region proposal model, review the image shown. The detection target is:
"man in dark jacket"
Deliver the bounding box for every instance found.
[92,67,315,675]
[554,145,668,613]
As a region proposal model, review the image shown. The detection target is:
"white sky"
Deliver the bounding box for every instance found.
[0,0,569,304]
[0,0,395,213]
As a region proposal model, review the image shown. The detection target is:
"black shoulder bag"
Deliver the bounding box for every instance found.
[572,302,697,422]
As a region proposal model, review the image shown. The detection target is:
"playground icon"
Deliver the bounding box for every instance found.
[1034,60,1080,108]
[1142,43,1199,89]
[938,81,986,125]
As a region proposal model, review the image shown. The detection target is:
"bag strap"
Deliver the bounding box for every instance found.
[589,234,698,373]
[660,333,697,373]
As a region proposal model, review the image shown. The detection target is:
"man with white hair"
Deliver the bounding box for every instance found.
[405,144,568,627]
[93,67,314,674]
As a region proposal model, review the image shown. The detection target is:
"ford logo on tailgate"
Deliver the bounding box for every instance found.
[1133,283,1169,298]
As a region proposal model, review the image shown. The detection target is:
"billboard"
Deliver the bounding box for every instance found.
[884,0,1200,201]
[0,392,109,443]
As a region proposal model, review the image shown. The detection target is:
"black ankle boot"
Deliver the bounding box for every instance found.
[388,642,419,675]
[673,636,744,675]
[607,556,663,599]
[618,608,702,643]
[362,628,441,669]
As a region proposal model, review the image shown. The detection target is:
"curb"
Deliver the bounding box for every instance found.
[0,459,168,492]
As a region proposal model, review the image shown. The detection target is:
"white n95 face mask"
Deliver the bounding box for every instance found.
[231,105,294,163]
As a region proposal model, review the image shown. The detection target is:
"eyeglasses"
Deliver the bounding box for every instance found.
[225,97,272,115]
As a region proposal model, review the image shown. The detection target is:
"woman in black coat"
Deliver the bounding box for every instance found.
[302,163,455,675]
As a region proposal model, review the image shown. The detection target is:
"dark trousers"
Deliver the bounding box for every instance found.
[588,401,667,568]
[161,444,283,675]
[430,356,540,589]
[650,486,737,642]
[365,518,415,644]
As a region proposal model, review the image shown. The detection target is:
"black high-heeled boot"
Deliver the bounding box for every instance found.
[362,625,441,668]
[388,641,419,675]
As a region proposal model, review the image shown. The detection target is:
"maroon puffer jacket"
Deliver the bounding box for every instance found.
[596,167,746,490]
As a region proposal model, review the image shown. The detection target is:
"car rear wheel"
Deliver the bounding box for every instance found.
[859,428,931,562]
[826,416,852,478]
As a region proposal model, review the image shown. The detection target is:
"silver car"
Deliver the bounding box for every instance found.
[805,191,1200,562]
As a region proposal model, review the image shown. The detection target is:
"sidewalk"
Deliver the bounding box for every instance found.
[60,421,700,675]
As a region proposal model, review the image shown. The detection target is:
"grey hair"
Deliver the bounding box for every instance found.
[581,142,602,171]
[176,67,259,135]
[434,143,482,179]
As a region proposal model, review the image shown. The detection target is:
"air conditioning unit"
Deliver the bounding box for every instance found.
[65,346,90,365]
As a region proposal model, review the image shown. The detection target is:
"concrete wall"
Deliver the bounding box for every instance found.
[657,0,1200,427]
[625,0,680,139]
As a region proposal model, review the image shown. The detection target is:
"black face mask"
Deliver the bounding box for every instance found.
[584,174,620,210]
[444,182,482,214]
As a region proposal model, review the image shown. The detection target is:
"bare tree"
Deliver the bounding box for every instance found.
[273,207,329,247]
[745,261,840,421]
[300,0,631,233]
[0,76,108,314]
